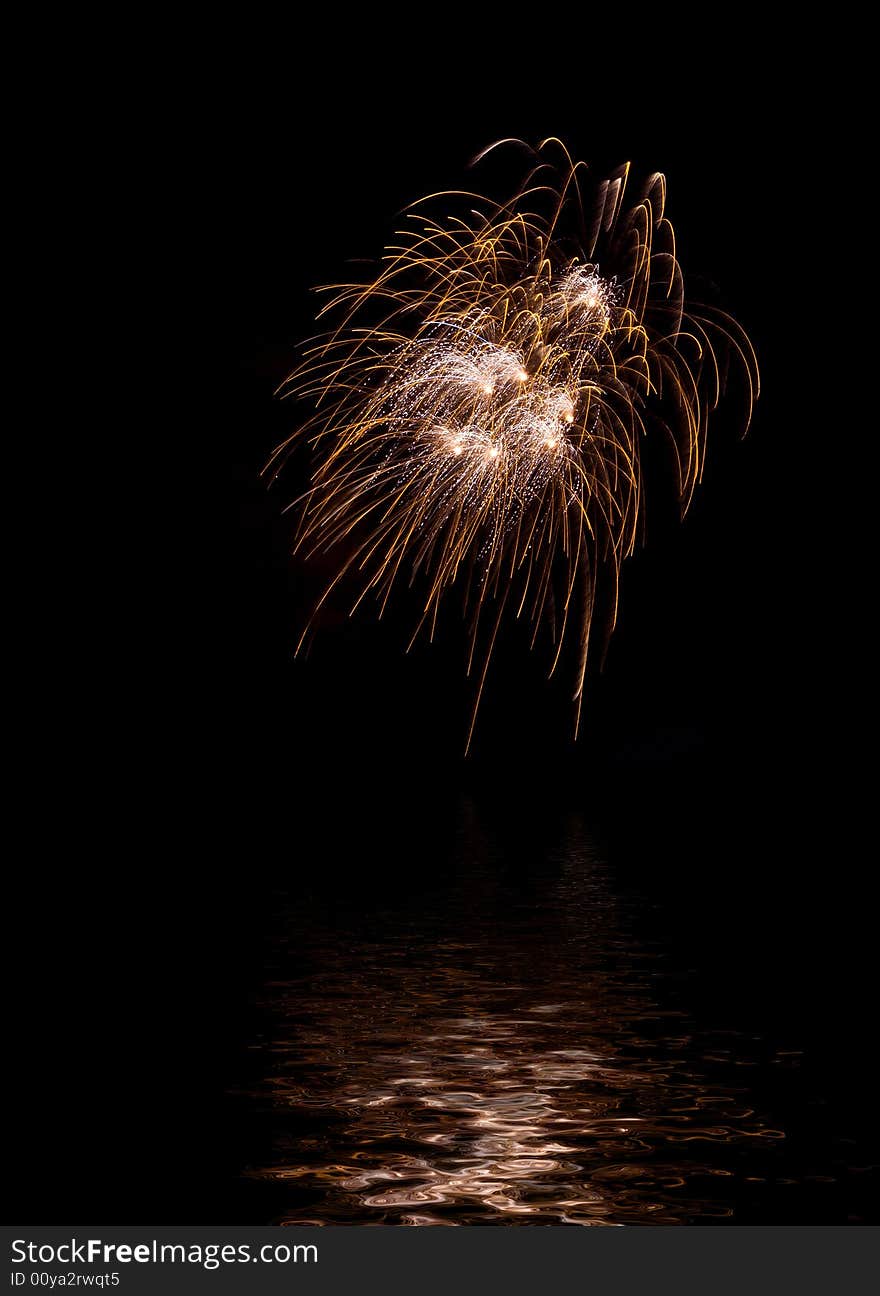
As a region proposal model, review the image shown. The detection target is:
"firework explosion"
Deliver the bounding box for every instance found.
[269,139,759,749]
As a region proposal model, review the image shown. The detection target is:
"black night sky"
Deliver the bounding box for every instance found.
[10,34,875,1227]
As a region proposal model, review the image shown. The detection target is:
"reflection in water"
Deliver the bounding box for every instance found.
[247,808,792,1224]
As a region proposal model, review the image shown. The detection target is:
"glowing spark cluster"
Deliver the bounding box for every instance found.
[269,139,759,748]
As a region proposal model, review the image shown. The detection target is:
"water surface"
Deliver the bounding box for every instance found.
[240,804,837,1224]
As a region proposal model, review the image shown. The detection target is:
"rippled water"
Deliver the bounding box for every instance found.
[242,805,814,1224]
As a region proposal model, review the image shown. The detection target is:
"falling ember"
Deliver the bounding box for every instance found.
[268,138,759,749]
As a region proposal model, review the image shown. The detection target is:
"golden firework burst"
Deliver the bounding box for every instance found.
[268,139,759,750]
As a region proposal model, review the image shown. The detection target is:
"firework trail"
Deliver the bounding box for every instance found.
[268,139,759,750]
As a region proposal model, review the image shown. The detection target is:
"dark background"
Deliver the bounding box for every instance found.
[10,34,873,1223]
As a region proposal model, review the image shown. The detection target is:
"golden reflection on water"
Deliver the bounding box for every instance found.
[248,814,789,1224]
